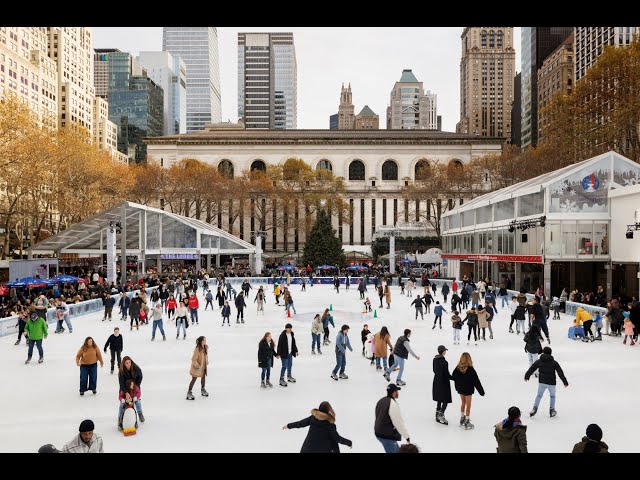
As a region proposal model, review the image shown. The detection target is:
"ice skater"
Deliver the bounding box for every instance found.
[150,301,166,341]
[331,324,353,381]
[204,290,214,310]
[463,307,478,345]
[277,323,298,386]
[235,291,247,323]
[258,332,278,388]
[321,308,335,346]
[432,345,452,425]
[383,329,420,386]
[524,346,569,418]
[175,300,189,338]
[360,324,370,356]
[451,311,462,345]
[432,301,447,329]
[186,336,209,400]
[451,352,485,430]
[76,337,104,395]
[411,295,426,320]
[254,286,266,314]
[104,327,123,374]
[311,314,323,354]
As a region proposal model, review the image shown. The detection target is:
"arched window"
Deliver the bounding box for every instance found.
[382,160,398,181]
[448,159,464,177]
[348,160,365,181]
[218,159,234,179]
[250,160,266,172]
[283,158,300,181]
[415,160,430,181]
[316,159,332,172]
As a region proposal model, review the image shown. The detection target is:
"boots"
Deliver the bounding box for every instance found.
[464,417,474,430]
[549,408,557,417]
[317,348,322,355]
[261,381,267,389]
[201,388,209,397]
[279,378,288,387]
[14,340,20,345]
[529,406,538,417]
[312,349,316,355]
[186,391,195,400]
[436,410,448,425]
[138,412,145,423]
[163,335,166,341]
[266,380,273,388]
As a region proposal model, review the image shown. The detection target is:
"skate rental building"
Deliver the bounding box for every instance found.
[440,151,640,298]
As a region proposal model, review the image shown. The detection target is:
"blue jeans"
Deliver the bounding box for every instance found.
[280,355,293,379]
[389,356,405,381]
[261,367,271,381]
[501,295,509,308]
[152,319,165,338]
[79,363,98,393]
[287,302,297,314]
[332,352,346,375]
[176,318,186,336]
[311,333,321,350]
[27,339,43,359]
[190,308,198,323]
[533,383,556,409]
[118,400,143,419]
[527,352,539,368]
[376,437,400,453]
[376,356,388,369]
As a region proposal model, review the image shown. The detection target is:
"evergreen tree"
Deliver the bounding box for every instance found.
[302,209,345,267]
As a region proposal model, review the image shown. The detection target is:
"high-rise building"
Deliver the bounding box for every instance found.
[387,69,437,130]
[511,72,522,147]
[538,34,574,141]
[337,83,355,129]
[106,51,163,163]
[457,27,515,138]
[46,27,95,132]
[355,105,379,129]
[237,32,297,129]
[0,27,58,130]
[574,27,639,81]
[329,113,338,130]
[92,96,128,163]
[520,27,573,149]
[94,48,120,100]
[162,27,221,132]
[137,51,187,135]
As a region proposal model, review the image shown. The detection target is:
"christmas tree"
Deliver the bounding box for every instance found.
[302,209,346,267]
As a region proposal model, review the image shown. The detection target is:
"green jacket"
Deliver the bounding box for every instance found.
[24,316,48,341]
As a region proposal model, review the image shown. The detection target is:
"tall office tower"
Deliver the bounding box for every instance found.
[510,72,522,146]
[238,32,297,129]
[574,27,640,81]
[46,27,95,132]
[457,27,515,138]
[520,27,573,149]
[0,27,58,129]
[163,27,220,132]
[387,69,437,130]
[106,51,163,162]
[137,51,187,135]
[337,83,355,129]
[329,113,338,129]
[94,48,120,100]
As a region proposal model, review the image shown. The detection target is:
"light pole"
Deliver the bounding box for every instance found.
[381,228,402,274]
[251,230,268,275]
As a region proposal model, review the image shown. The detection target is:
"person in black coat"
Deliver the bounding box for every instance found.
[258,332,278,388]
[432,345,453,425]
[283,401,352,453]
[524,346,569,417]
[523,324,544,372]
[118,356,143,394]
[451,352,485,430]
[234,292,247,324]
[103,327,124,374]
[277,323,298,386]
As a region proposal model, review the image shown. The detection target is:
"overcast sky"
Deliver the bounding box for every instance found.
[93,27,522,132]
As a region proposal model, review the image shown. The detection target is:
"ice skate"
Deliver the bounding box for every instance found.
[376,366,382,370]
[162,335,166,341]
[261,381,267,389]
[138,412,145,422]
[287,376,296,383]
[509,328,514,333]
[440,325,442,329]
[38,358,43,364]
[14,340,19,345]
[529,406,538,417]
[266,380,273,388]
[396,379,406,386]
[331,373,338,381]
[339,373,348,379]
[186,391,195,400]
[549,408,557,417]
[318,348,322,354]
[312,349,316,355]
[459,414,465,426]
[383,371,391,382]
[201,388,209,397]
[279,378,288,387]
[623,337,627,344]
[436,411,448,425]
[464,418,474,430]
[432,325,436,330]
[632,340,636,346]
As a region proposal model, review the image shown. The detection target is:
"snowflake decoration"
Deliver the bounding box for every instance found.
[560,199,579,212]
[624,176,640,186]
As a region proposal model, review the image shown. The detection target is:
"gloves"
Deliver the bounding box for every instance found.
[120,399,125,404]
[133,397,138,402]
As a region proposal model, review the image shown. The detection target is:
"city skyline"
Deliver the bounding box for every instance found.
[93,27,523,132]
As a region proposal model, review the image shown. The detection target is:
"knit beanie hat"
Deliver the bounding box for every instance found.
[79,419,94,433]
[586,424,603,442]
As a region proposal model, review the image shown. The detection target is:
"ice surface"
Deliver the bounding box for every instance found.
[0,284,634,452]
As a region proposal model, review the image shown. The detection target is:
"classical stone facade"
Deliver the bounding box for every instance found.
[147,127,502,252]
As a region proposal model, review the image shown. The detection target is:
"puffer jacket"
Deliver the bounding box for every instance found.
[286,409,352,453]
[575,307,593,325]
[477,309,489,328]
[572,437,609,453]
[524,353,568,386]
[494,421,528,453]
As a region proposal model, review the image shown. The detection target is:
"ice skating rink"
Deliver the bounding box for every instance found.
[0,284,636,452]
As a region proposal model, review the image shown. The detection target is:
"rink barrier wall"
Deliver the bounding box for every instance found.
[0,286,159,339]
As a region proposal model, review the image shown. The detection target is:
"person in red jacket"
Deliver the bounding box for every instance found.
[188,293,199,325]
[166,295,178,319]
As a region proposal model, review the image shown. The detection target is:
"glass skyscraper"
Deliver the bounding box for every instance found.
[163,27,221,132]
[238,32,297,129]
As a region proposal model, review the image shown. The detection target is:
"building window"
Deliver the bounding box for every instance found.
[382,199,387,226]
[415,159,430,180]
[382,160,398,181]
[250,159,266,172]
[371,199,376,236]
[349,160,365,181]
[393,199,398,225]
[349,199,354,245]
[316,159,332,173]
[218,159,234,179]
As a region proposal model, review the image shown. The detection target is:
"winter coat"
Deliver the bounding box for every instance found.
[434,305,446,316]
[441,284,450,296]
[277,330,298,359]
[572,437,609,453]
[463,312,478,327]
[452,366,485,396]
[461,289,469,302]
[189,346,209,378]
[451,314,462,329]
[62,433,104,453]
[119,296,131,309]
[335,332,353,354]
[286,409,352,453]
[575,308,593,325]
[258,339,276,369]
[514,305,527,320]
[411,297,426,310]
[517,293,527,307]
[385,287,391,304]
[624,320,635,336]
[103,297,116,308]
[221,305,231,317]
[321,314,335,329]
[119,385,141,402]
[216,290,226,306]
[188,296,199,309]
[373,332,392,358]
[424,293,434,304]
[129,299,141,317]
[75,346,103,366]
[524,353,568,386]
[104,334,123,352]
[119,364,143,392]
[24,317,48,340]
[432,354,452,403]
[477,309,489,328]
[523,328,543,354]
[494,421,528,453]
[311,318,323,335]
[167,298,177,310]
[234,295,246,310]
